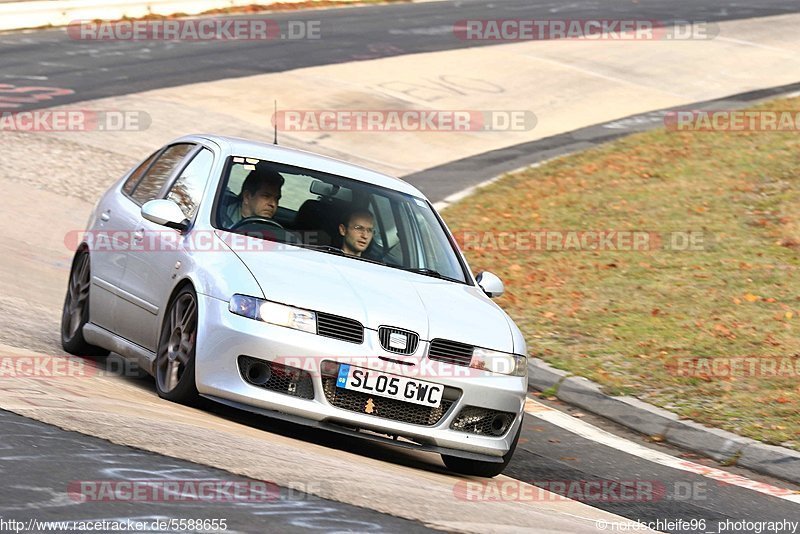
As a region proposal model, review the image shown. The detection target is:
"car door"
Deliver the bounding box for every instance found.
[112,142,197,348]
[120,146,215,352]
[88,150,159,332]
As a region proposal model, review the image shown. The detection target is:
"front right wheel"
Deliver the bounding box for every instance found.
[155,286,200,405]
[441,421,522,477]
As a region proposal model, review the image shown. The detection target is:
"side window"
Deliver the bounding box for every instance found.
[130,143,194,205]
[166,148,214,219]
[122,151,159,195]
[278,173,316,212]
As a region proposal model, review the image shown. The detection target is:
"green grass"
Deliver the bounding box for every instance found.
[442,97,800,449]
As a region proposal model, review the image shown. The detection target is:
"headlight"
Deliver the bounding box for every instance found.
[470,347,527,377]
[229,294,317,334]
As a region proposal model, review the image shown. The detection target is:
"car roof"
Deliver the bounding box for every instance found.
[181,133,427,199]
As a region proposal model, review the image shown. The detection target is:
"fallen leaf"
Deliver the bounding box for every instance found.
[743,293,760,302]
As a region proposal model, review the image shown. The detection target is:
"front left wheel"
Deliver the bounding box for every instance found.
[61,249,109,357]
[155,286,199,404]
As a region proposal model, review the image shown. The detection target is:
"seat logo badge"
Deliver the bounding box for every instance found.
[389,332,407,350]
[365,398,375,414]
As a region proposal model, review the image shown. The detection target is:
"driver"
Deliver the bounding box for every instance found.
[338,209,375,257]
[227,162,284,227]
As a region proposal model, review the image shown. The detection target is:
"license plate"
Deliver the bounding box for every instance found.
[336,364,443,408]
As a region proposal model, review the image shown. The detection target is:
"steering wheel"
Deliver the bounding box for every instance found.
[229,216,284,231]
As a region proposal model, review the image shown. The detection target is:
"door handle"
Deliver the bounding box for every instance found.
[132,230,144,241]
[100,210,111,222]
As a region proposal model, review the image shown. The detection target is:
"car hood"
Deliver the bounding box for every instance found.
[218,232,514,352]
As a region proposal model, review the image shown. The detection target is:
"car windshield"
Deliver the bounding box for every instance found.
[213,157,469,284]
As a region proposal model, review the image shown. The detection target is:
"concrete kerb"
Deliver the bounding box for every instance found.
[738,443,800,483]
[526,357,800,484]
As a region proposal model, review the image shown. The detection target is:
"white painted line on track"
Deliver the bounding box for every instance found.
[715,36,797,55]
[520,55,689,99]
[524,397,800,504]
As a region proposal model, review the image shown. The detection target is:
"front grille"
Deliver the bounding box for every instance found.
[238,356,314,399]
[450,406,515,436]
[378,326,419,355]
[428,338,473,367]
[317,312,364,344]
[322,372,458,426]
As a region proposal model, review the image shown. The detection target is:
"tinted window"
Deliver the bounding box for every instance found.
[166,148,213,219]
[131,144,194,205]
[122,151,159,195]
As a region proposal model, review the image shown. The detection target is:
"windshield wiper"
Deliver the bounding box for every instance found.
[403,267,462,283]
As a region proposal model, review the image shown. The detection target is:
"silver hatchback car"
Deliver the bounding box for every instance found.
[61,134,528,477]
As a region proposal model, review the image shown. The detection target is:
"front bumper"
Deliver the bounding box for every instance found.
[195,294,527,459]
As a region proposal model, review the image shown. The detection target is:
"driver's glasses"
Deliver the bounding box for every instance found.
[350,225,374,235]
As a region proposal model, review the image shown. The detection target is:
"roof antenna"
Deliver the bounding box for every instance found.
[273,100,279,145]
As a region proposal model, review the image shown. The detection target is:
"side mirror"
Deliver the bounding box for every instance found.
[142,199,189,231]
[476,271,504,298]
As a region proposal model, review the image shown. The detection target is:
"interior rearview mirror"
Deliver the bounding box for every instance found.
[310,180,339,197]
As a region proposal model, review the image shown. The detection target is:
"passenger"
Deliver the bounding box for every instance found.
[338,209,375,257]
[226,162,284,226]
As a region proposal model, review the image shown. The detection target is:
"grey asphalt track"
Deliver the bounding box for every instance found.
[0,408,434,533]
[2,0,800,112]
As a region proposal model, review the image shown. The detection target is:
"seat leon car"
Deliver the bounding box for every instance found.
[61,134,528,477]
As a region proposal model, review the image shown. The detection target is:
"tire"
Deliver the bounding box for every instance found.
[155,285,199,404]
[441,420,522,478]
[61,250,109,357]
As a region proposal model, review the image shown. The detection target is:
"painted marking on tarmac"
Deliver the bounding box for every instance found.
[524,397,800,504]
[715,36,796,54]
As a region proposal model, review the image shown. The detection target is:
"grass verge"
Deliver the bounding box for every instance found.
[442,97,800,449]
